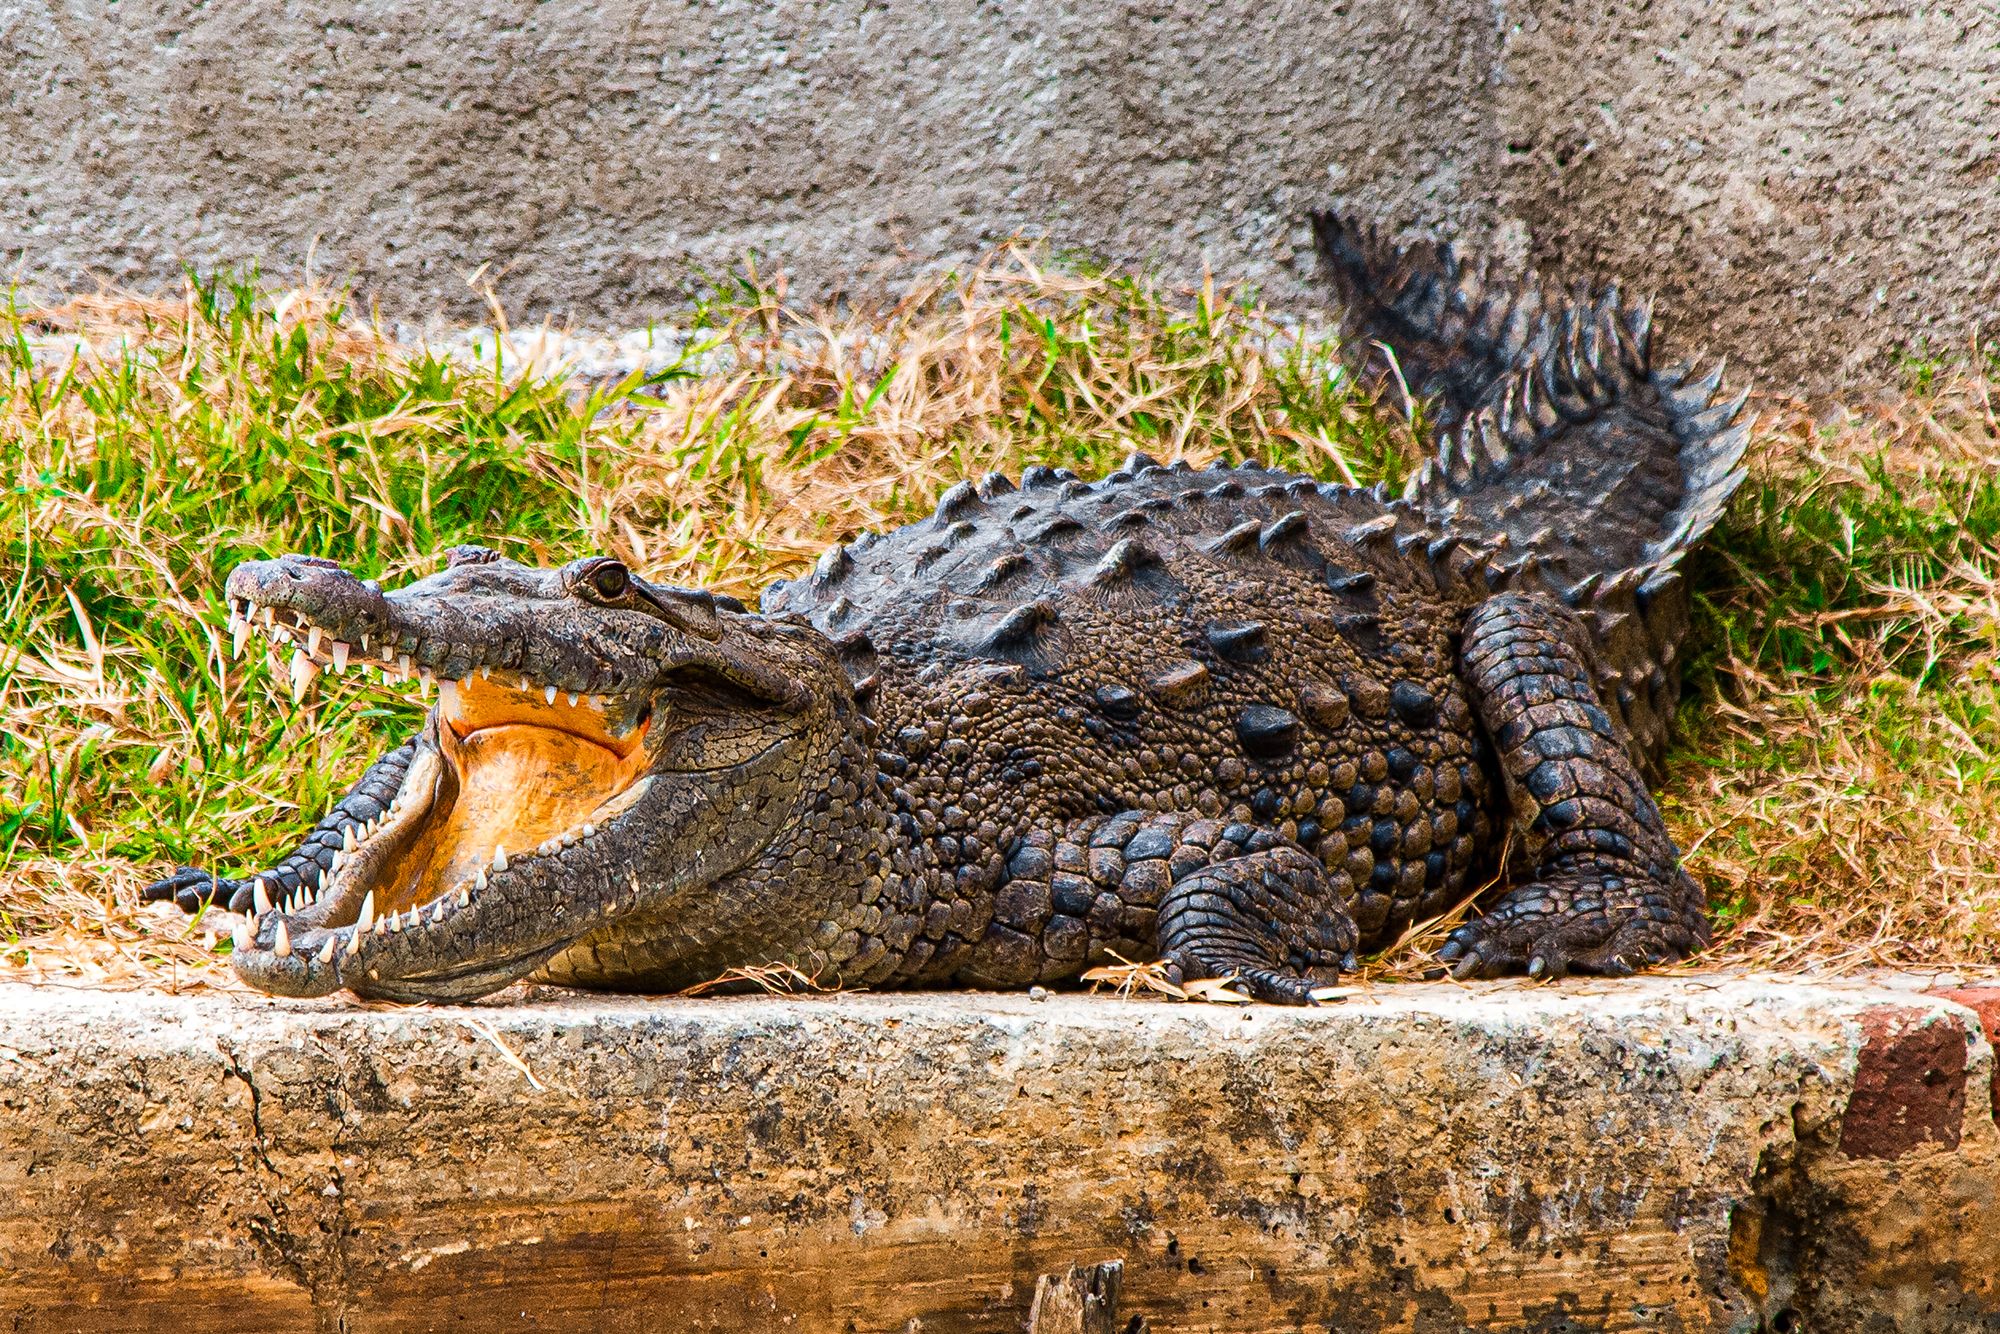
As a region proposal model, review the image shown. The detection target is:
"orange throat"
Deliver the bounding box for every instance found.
[375,678,653,915]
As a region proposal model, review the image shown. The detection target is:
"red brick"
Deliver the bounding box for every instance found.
[1839,1007,1967,1160]
[1931,986,2000,1123]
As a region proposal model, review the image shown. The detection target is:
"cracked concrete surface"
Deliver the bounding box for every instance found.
[1,1,1995,393]
[3,975,1999,1330]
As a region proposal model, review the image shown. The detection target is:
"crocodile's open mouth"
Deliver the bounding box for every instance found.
[226,595,658,979]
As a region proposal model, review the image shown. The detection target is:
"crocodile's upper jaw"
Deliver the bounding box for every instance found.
[220,550,826,1002]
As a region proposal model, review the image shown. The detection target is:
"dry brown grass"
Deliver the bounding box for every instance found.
[579,250,1410,601]
[2,252,1995,993]
[1660,376,2000,976]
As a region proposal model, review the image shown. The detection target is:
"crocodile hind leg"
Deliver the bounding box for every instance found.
[1443,594,1709,979]
[958,813,1358,1005]
[143,741,419,914]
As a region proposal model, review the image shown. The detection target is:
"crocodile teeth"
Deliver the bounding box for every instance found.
[343,825,359,853]
[331,641,350,672]
[475,868,488,891]
[520,676,532,692]
[358,633,370,653]
[263,606,276,628]
[389,911,405,934]
[492,846,509,873]
[398,654,413,680]
[289,648,318,702]
[316,936,337,965]
[253,879,273,915]
[580,823,596,838]
[544,685,558,705]
[567,692,580,708]
[438,679,460,713]
[346,929,363,958]
[233,920,251,951]
[538,838,560,856]
[306,626,322,656]
[273,919,292,958]
[479,666,492,680]
[231,617,252,659]
[329,850,346,877]
[458,886,472,908]
[244,911,259,936]
[355,891,376,934]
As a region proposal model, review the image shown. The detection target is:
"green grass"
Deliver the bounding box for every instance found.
[1666,358,2000,964]
[1,250,1995,984]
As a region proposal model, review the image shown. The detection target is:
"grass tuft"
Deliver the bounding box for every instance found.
[1,250,1994,989]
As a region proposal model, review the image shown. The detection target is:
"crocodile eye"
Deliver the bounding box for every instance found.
[588,561,630,600]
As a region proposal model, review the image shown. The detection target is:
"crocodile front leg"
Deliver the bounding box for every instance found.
[957,812,1359,1005]
[143,741,419,915]
[1442,594,1710,979]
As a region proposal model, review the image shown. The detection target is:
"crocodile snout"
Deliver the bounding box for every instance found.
[226,555,389,639]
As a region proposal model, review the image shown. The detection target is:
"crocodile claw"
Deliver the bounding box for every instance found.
[141,867,247,915]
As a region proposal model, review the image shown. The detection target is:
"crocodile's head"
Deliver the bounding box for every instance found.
[224,546,845,1002]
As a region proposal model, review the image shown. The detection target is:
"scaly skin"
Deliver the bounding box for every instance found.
[148,213,1749,1003]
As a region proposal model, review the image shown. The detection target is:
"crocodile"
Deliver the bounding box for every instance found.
[148,212,1750,1004]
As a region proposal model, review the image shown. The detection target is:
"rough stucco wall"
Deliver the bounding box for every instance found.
[0,0,1994,392]
[1494,1,2000,388]
[0,0,1494,328]
[3,977,2000,1331]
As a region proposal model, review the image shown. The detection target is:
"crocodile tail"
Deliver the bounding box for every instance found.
[1309,209,1751,773]
[1308,209,1552,438]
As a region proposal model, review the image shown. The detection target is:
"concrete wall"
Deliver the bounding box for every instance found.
[2,0,1995,392]
[1495,3,2000,390]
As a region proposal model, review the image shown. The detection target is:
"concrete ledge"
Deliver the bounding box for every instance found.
[3,976,1998,1331]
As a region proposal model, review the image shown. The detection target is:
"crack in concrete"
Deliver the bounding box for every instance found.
[216,1036,356,1333]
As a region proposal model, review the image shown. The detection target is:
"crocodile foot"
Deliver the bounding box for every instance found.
[142,866,250,915]
[1437,870,1709,980]
[1155,844,1358,1005]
